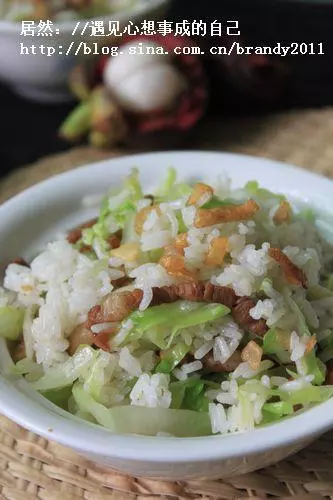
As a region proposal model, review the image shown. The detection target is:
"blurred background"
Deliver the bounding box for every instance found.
[0,0,333,175]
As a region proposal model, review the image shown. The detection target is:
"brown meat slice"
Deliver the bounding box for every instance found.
[67,218,97,244]
[175,282,206,302]
[247,319,268,336]
[111,277,133,289]
[202,350,242,373]
[85,283,266,336]
[68,324,95,355]
[176,282,237,309]
[151,283,237,309]
[107,234,121,249]
[85,283,236,328]
[232,297,268,336]
[151,286,179,305]
[68,323,117,354]
[268,247,308,288]
[67,228,82,245]
[86,290,143,328]
[85,304,103,329]
[79,244,93,254]
[93,328,117,351]
[202,283,237,309]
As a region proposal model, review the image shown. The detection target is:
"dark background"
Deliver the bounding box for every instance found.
[1,0,333,174]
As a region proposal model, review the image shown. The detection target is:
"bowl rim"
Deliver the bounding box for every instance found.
[0,0,168,33]
[1,149,333,463]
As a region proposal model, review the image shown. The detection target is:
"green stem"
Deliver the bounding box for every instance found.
[59,100,92,142]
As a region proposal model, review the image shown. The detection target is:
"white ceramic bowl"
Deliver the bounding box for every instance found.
[0,0,168,103]
[1,151,333,480]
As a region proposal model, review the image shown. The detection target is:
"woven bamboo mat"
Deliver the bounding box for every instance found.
[2,107,333,499]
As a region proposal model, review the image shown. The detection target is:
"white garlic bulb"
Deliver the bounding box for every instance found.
[103,41,187,113]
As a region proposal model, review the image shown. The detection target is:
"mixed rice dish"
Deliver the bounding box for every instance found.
[2,0,141,22]
[2,168,333,437]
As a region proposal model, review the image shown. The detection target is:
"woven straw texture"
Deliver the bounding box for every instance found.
[2,107,333,499]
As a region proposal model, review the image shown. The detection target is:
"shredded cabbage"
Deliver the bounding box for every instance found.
[121,210,139,245]
[41,386,72,411]
[155,342,190,373]
[125,167,144,200]
[277,384,333,406]
[81,168,142,250]
[263,401,294,417]
[325,274,333,292]
[301,351,326,385]
[299,206,316,223]
[180,381,209,412]
[0,306,24,340]
[10,358,43,378]
[283,291,325,383]
[83,350,116,403]
[261,384,333,424]
[319,344,333,363]
[154,167,192,202]
[263,328,290,363]
[175,212,188,233]
[117,301,230,348]
[32,346,96,391]
[308,284,333,300]
[283,290,312,337]
[155,167,177,198]
[202,195,236,209]
[315,217,333,245]
[170,378,211,412]
[73,383,212,436]
[244,180,285,201]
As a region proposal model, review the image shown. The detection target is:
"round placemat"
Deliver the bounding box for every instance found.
[2,107,333,499]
